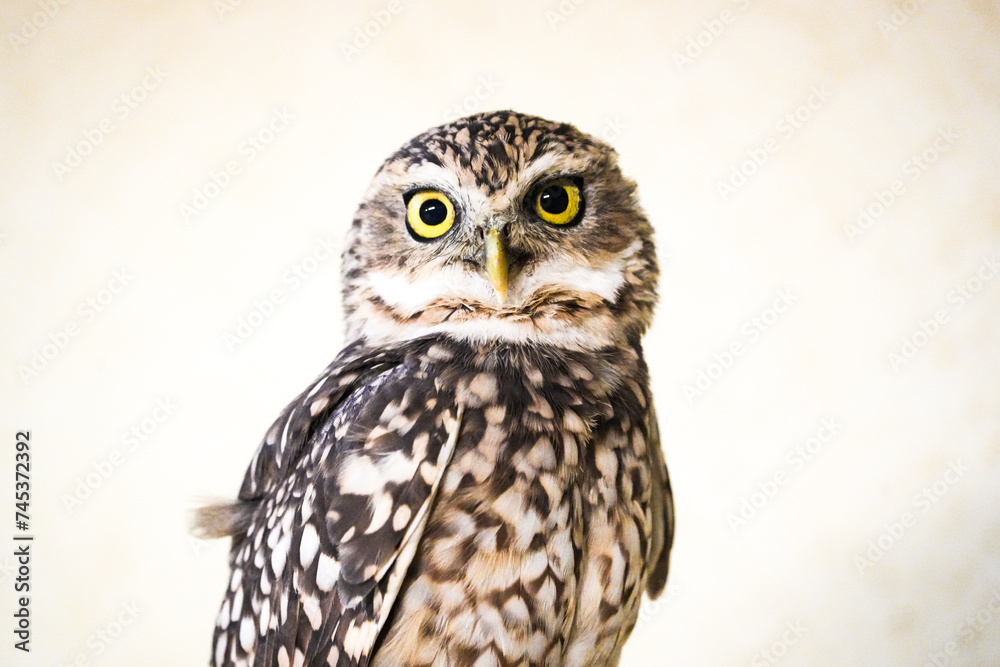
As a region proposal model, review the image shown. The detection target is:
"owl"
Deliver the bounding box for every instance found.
[197,110,674,667]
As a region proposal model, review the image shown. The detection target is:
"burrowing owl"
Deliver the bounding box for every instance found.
[198,110,674,666]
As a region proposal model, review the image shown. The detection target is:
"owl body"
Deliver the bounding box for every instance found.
[202,111,673,667]
[372,338,661,667]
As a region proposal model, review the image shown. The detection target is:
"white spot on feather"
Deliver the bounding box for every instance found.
[309,396,329,416]
[215,635,227,666]
[563,408,587,433]
[230,586,243,622]
[365,491,394,534]
[266,522,281,549]
[217,598,231,628]
[259,603,271,636]
[492,486,524,525]
[468,372,497,400]
[316,552,341,592]
[239,615,256,651]
[379,451,419,483]
[299,523,319,569]
[271,531,291,577]
[502,595,530,626]
[338,455,383,495]
[411,432,430,460]
[229,567,242,591]
[393,504,411,531]
[522,549,549,580]
[343,620,378,660]
[302,594,322,630]
[301,485,316,523]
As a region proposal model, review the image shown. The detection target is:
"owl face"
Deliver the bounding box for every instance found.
[341,111,658,351]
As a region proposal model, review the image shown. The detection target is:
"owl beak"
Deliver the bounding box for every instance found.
[484,227,508,305]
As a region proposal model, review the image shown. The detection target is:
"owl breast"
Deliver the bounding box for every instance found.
[372,339,655,667]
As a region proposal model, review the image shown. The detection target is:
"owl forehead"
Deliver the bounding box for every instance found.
[378,152,581,219]
[378,111,610,198]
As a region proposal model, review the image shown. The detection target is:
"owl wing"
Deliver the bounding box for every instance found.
[644,400,675,597]
[205,342,463,667]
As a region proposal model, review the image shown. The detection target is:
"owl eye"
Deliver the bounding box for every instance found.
[534,179,582,226]
[404,189,456,241]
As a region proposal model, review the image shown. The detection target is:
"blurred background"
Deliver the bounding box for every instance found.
[2,0,999,664]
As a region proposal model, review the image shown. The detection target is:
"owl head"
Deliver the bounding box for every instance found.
[340,111,658,351]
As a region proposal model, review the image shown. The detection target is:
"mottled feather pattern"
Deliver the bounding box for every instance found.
[203,111,674,666]
[211,341,463,666]
[372,338,665,667]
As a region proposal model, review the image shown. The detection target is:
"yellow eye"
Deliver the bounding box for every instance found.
[405,190,456,240]
[534,179,582,226]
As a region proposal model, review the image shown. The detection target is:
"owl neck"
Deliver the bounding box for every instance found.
[344,300,649,354]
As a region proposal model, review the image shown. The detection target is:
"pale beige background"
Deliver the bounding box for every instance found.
[2,1,999,665]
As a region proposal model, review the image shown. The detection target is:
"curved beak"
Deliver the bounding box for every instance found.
[484,228,508,305]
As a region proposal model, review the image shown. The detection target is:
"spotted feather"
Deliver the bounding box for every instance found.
[202,341,463,667]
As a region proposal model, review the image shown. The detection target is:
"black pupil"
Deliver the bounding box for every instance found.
[419,199,448,225]
[540,185,569,214]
